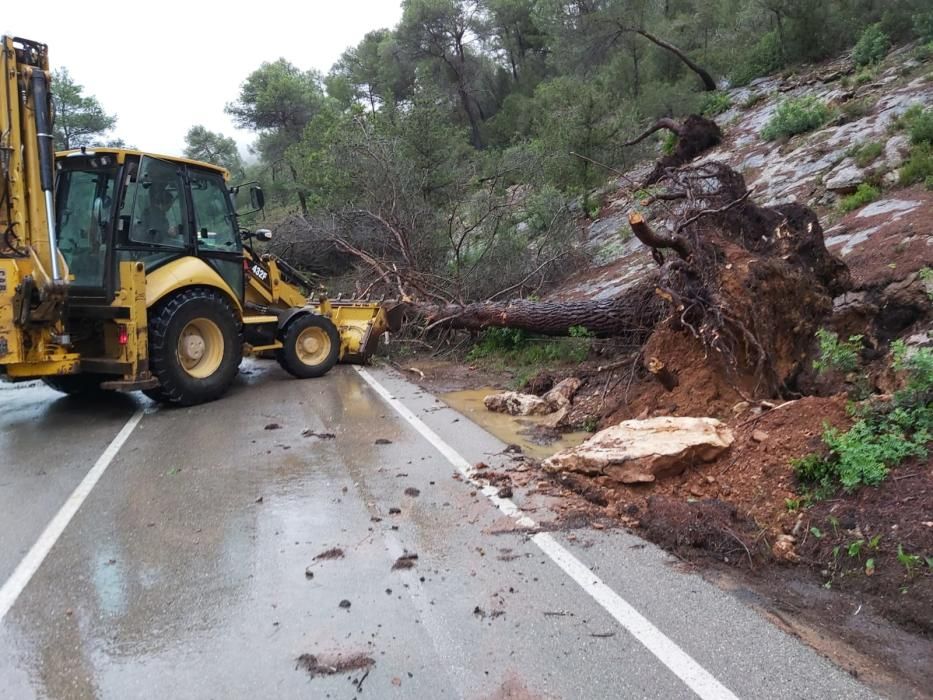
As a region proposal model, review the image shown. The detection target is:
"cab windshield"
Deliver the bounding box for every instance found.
[56,160,118,288]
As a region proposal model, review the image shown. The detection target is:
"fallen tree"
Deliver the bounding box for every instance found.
[417,282,663,340]
[631,161,849,397]
[418,160,848,401]
[622,115,722,186]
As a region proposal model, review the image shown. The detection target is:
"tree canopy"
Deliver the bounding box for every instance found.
[51,68,118,150]
[183,126,244,178]
[220,0,931,300]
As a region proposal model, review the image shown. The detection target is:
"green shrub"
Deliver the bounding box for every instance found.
[468,327,529,359]
[892,340,933,394]
[701,91,732,117]
[907,108,933,146]
[761,96,832,141]
[891,104,924,133]
[795,344,933,496]
[661,130,678,155]
[914,41,933,62]
[851,141,884,167]
[853,24,890,67]
[731,31,783,86]
[839,99,874,124]
[813,329,862,373]
[742,93,765,109]
[899,142,933,186]
[840,183,881,212]
[921,267,933,301]
[914,12,933,43]
[467,327,591,366]
[892,105,933,141]
[852,66,878,85]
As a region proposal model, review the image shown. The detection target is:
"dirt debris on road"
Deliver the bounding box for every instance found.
[392,553,419,570]
[296,652,374,678]
[313,548,345,561]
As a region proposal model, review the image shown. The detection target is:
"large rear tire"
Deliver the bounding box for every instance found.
[145,288,242,406]
[275,314,340,379]
[42,374,109,396]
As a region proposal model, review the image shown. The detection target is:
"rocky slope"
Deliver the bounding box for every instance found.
[555,42,932,327]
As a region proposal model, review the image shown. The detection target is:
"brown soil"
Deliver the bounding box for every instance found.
[296,652,374,678]
[798,461,933,636]
[835,186,933,289]
[430,367,932,695]
[602,328,747,422]
[392,553,418,570]
[393,358,510,394]
[313,547,345,560]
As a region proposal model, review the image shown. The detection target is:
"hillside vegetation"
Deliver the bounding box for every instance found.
[206,0,933,302]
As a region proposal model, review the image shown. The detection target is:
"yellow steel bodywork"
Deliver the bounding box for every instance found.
[0,36,72,378]
[242,249,400,362]
[58,147,228,177]
[145,256,243,312]
[2,33,395,388]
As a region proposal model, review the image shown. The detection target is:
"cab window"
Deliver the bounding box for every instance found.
[128,157,188,248]
[189,172,239,252]
[56,162,117,288]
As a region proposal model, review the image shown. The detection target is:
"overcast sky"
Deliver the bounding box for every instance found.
[4,0,403,155]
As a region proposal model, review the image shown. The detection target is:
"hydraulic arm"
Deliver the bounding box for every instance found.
[1,36,74,375]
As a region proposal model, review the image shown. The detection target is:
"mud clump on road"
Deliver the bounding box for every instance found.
[392,553,418,570]
[313,547,345,561]
[296,652,374,678]
[404,487,420,497]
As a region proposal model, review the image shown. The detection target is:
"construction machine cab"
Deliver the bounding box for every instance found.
[2,35,400,405]
[56,149,246,305]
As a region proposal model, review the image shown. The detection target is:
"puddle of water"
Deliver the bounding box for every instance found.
[440,387,591,460]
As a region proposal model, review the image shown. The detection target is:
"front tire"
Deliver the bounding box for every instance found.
[146,288,242,406]
[276,314,340,379]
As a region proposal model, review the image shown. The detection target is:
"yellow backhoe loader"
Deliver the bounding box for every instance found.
[0,36,401,405]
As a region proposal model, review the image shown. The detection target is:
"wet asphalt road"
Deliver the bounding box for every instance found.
[0,362,878,699]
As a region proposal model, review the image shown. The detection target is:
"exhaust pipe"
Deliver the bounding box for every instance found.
[29,68,61,281]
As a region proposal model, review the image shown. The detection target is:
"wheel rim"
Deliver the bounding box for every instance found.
[295,326,331,366]
[177,318,224,379]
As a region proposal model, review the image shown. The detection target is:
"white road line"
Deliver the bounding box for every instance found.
[355,366,740,700]
[0,409,147,622]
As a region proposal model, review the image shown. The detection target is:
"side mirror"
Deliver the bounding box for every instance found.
[249,185,265,211]
[254,229,272,242]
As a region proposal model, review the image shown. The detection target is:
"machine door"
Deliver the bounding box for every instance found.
[187,169,244,301]
[55,158,119,296]
[118,156,192,272]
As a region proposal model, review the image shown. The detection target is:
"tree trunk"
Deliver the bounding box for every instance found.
[630,28,717,91]
[287,162,309,217]
[632,115,723,186]
[415,283,662,339]
[459,83,484,149]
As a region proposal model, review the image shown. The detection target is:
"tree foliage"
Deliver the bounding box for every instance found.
[51,68,118,150]
[224,0,924,300]
[183,126,243,178]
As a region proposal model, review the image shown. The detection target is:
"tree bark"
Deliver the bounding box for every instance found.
[287,162,309,217]
[622,118,681,147]
[628,212,692,260]
[632,29,717,91]
[415,283,662,339]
